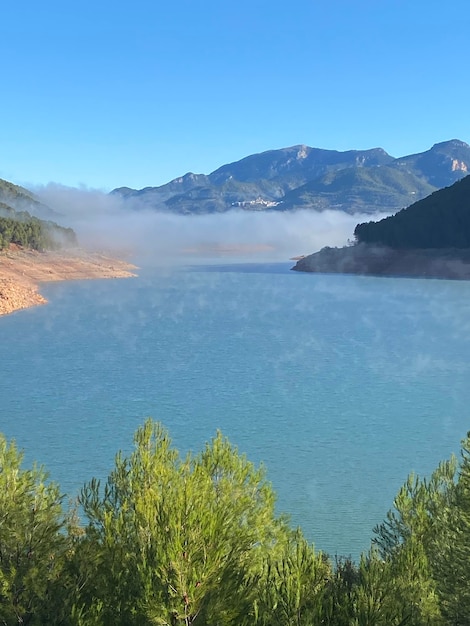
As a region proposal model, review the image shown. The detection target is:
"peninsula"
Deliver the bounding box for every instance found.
[293,174,470,280]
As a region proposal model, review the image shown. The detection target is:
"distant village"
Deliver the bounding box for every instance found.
[231,197,280,210]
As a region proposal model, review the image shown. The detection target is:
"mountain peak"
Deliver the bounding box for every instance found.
[169,172,201,184]
[431,139,469,151]
[296,145,309,159]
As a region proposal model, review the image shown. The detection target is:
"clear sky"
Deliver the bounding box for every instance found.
[1,0,468,191]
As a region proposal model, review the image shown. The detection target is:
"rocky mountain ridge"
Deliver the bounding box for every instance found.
[112,139,470,215]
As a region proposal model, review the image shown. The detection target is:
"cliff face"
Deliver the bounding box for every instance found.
[0,247,137,316]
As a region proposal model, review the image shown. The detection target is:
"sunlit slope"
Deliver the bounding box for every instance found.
[279,165,435,214]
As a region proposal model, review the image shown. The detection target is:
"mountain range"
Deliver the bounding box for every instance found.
[112,139,470,215]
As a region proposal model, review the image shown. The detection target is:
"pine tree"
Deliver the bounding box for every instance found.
[0,434,69,625]
[372,458,457,625]
[433,433,470,623]
[75,420,288,625]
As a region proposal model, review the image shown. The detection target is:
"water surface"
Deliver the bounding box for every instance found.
[1,261,469,558]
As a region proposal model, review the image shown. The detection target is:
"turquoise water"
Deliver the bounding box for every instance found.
[1,261,470,558]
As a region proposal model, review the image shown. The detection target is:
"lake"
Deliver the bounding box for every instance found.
[1,260,470,559]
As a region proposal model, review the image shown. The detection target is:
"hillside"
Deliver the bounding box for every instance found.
[0,178,77,251]
[279,165,436,214]
[112,139,470,215]
[0,178,137,316]
[391,139,470,188]
[0,178,61,219]
[354,174,470,248]
[293,174,470,279]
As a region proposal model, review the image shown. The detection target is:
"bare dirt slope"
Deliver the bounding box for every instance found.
[0,247,137,316]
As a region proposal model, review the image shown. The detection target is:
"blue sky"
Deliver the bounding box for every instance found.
[1,0,468,190]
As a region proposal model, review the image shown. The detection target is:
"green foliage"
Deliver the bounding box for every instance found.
[431,433,470,624]
[0,178,58,220]
[75,420,289,625]
[0,434,69,625]
[3,421,470,624]
[251,530,331,626]
[0,183,77,251]
[374,459,457,558]
[0,212,76,251]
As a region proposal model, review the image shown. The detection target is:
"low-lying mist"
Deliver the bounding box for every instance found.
[34,184,391,264]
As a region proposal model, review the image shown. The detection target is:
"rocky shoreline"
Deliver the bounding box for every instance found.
[292,244,470,280]
[0,247,137,316]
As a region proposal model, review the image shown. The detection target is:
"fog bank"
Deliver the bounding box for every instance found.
[35,184,391,264]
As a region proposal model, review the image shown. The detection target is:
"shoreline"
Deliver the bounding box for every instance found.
[292,244,470,280]
[0,247,138,316]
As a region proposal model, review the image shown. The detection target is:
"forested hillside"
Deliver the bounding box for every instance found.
[355,174,470,248]
[2,419,470,625]
[0,180,77,251]
[0,178,60,219]
[0,209,76,251]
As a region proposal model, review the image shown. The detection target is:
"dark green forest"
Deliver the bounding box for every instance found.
[0,178,76,251]
[0,206,77,251]
[354,174,470,249]
[2,419,470,625]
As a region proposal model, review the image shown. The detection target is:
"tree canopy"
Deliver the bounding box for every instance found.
[1,420,470,624]
[0,205,76,251]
